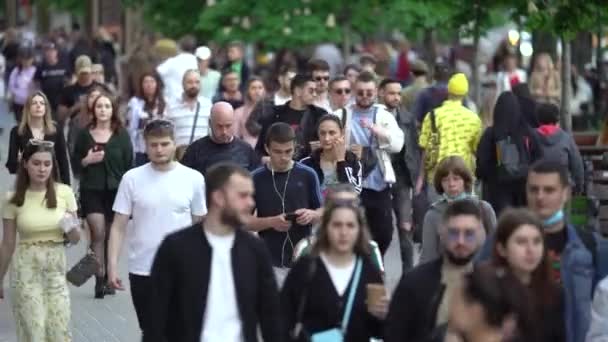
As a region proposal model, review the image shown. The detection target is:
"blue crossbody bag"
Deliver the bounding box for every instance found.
[311,257,362,342]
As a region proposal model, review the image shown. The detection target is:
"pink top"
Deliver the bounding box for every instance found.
[234,104,258,148]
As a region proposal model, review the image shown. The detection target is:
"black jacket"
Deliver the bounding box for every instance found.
[392,108,420,187]
[299,150,362,194]
[255,101,328,160]
[145,224,282,342]
[385,259,445,342]
[6,124,71,185]
[281,255,384,342]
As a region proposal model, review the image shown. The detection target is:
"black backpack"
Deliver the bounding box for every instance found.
[496,135,529,182]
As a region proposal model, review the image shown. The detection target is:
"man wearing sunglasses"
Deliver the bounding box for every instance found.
[329,76,352,112]
[308,59,333,113]
[386,199,485,342]
[337,71,404,256]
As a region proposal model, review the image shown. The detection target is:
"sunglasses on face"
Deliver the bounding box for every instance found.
[446,228,477,243]
[357,90,374,97]
[314,76,330,82]
[28,139,55,148]
[334,88,351,95]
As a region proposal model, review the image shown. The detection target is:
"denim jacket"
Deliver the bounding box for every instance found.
[478,224,594,342]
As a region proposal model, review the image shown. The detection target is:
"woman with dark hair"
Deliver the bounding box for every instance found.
[512,83,539,128]
[6,92,71,185]
[0,140,80,341]
[212,69,244,109]
[234,76,266,147]
[73,93,133,298]
[476,91,542,215]
[300,114,362,199]
[7,47,36,122]
[420,156,496,264]
[68,83,109,164]
[127,71,167,166]
[281,201,387,342]
[448,264,537,342]
[491,208,565,341]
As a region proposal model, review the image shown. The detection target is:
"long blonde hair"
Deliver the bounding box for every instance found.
[18,92,56,136]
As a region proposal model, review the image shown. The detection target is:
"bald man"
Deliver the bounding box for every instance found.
[181,101,260,176]
[166,69,213,146]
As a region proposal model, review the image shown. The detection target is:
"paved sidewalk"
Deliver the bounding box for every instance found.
[0,99,407,341]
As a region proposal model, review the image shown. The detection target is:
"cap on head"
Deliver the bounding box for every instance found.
[448,73,469,96]
[75,55,92,74]
[42,41,56,50]
[411,59,429,74]
[195,46,212,60]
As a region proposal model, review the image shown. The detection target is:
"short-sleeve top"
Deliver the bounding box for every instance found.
[3,183,77,243]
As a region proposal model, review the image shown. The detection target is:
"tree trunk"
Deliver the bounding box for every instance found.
[6,0,17,28]
[571,32,592,73]
[423,28,437,70]
[471,2,481,110]
[560,38,572,132]
[342,22,352,65]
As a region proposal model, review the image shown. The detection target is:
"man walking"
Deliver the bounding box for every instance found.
[380,78,420,271]
[181,102,259,177]
[308,59,333,112]
[34,41,69,120]
[146,163,281,342]
[195,46,221,100]
[107,119,207,339]
[166,69,213,147]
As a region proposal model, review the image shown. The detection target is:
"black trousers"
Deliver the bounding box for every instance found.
[361,188,394,256]
[129,274,153,339]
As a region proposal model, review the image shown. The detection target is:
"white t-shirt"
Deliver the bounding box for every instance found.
[112,163,207,276]
[201,230,243,342]
[320,253,356,296]
[166,96,213,146]
[157,52,198,103]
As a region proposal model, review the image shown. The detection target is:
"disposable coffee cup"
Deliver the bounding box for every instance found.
[366,283,386,308]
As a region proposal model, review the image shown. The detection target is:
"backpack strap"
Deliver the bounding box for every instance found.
[341,107,348,128]
[430,109,437,133]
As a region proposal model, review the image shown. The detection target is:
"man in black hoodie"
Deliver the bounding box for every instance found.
[535,103,584,193]
[255,74,328,160]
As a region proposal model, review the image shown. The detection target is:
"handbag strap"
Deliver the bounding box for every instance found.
[291,256,318,338]
[189,100,201,144]
[340,257,362,332]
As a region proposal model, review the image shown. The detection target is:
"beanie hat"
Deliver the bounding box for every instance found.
[448,73,469,96]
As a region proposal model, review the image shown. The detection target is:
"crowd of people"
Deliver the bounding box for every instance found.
[1,27,608,342]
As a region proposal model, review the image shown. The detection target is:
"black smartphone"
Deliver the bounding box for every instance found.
[93,143,105,152]
[284,212,298,223]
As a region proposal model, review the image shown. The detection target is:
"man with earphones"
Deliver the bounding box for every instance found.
[181,101,259,177]
[248,122,323,285]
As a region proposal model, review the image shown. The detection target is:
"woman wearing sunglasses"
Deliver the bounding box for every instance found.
[420,156,496,264]
[6,92,71,185]
[0,140,81,341]
[73,92,133,298]
[491,208,565,341]
[281,200,387,342]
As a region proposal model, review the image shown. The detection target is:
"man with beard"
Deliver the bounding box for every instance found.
[181,102,259,177]
[385,199,485,342]
[145,163,281,342]
[106,119,207,339]
[340,71,404,256]
[380,78,420,272]
[166,69,213,147]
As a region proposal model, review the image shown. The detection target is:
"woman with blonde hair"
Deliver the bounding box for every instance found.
[530,53,561,105]
[6,91,71,184]
[0,140,81,341]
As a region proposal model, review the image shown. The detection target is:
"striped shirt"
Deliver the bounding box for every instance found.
[166,96,212,146]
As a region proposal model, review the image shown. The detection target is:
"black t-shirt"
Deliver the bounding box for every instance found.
[545,227,568,285]
[59,81,100,115]
[252,162,322,267]
[34,60,69,110]
[181,136,259,177]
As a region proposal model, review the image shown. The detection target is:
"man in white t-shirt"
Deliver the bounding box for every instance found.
[166,70,213,146]
[107,119,206,339]
[156,35,198,103]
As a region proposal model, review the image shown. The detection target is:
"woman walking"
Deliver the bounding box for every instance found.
[0,140,81,341]
[73,93,133,298]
